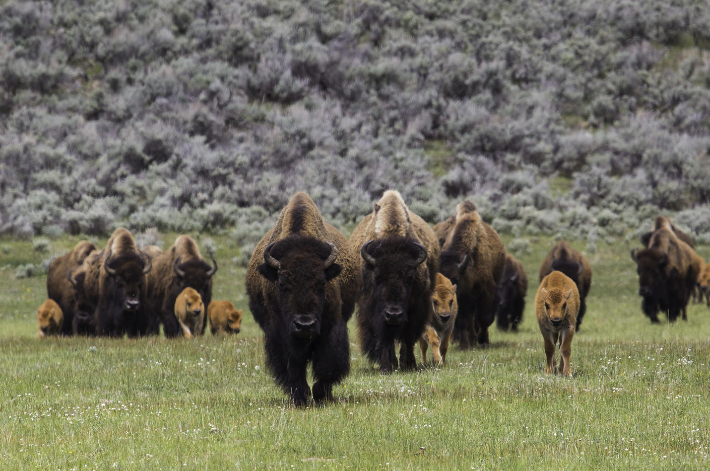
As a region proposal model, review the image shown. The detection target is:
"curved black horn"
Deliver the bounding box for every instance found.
[206,257,218,277]
[173,257,186,278]
[411,242,427,266]
[457,254,469,271]
[142,252,153,274]
[361,240,376,267]
[577,263,584,276]
[323,243,338,268]
[630,248,638,262]
[67,266,78,288]
[510,271,519,282]
[104,248,117,276]
[263,243,280,270]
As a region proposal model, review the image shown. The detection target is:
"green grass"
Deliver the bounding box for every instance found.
[1,235,710,469]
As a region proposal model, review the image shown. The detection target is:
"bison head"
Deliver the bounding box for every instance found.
[497,270,519,310]
[540,287,574,327]
[37,300,63,337]
[630,247,670,299]
[438,250,469,289]
[361,237,427,326]
[432,274,457,325]
[228,308,243,333]
[173,256,217,304]
[68,268,95,324]
[258,236,342,339]
[550,258,583,289]
[104,250,152,312]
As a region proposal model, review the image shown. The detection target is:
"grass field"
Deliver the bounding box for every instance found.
[1,234,710,470]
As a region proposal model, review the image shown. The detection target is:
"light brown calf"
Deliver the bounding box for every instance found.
[419,273,458,365]
[208,301,243,335]
[535,271,580,377]
[37,299,63,338]
[174,288,205,338]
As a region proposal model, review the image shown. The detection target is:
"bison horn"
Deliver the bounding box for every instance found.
[630,248,638,262]
[457,254,469,271]
[206,257,218,277]
[361,240,377,267]
[173,257,186,278]
[510,272,519,282]
[577,263,584,276]
[411,242,428,266]
[142,252,152,274]
[263,243,281,270]
[67,266,78,288]
[323,243,338,268]
[104,248,117,276]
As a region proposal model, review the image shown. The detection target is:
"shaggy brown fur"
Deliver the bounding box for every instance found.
[697,262,710,307]
[539,241,592,331]
[496,253,528,332]
[351,190,439,373]
[535,271,580,377]
[145,235,217,337]
[47,240,98,335]
[142,245,164,258]
[433,201,477,247]
[83,228,151,337]
[438,201,505,349]
[37,299,63,338]
[174,287,205,338]
[208,301,243,335]
[419,273,458,365]
[640,216,694,249]
[246,192,360,406]
[631,227,702,323]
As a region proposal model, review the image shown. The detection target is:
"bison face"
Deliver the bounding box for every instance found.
[433,284,457,324]
[70,271,95,321]
[361,237,427,326]
[497,271,519,310]
[540,287,573,327]
[257,236,342,339]
[173,258,218,302]
[438,251,469,290]
[631,248,667,299]
[228,309,243,333]
[105,257,150,312]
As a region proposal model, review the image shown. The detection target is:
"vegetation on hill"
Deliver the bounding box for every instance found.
[2,0,710,251]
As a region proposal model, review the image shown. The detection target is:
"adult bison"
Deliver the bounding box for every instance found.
[631,226,702,323]
[68,249,101,335]
[46,240,98,335]
[438,201,505,349]
[82,228,152,337]
[246,192,360,406]
[496,253,528,332]
[351,190,439,373]
[539,241,592,331]
[639,216,694,249]
[145,236,217,337]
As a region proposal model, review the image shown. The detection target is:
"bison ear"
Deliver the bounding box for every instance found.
[451,284,457,294]
[374,203,381,212]
[438,238,445,247]
[324,263,343,282]
[257,263,279,282]
[565,289,573,300]
[639,232,652,247]
[541,287,549,299]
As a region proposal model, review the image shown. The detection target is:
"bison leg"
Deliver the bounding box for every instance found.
[511,299,524,332]
[575,297,587,332]
[558,328,574,377]
[312,322,350,404]
[496,307,510,331]
[475,288,497,347]
[399,341,418,371]
[419,337,429,365]
[543,333,556,374]
[160,296,182,338]
[440,329,453,365]
[378,339,398,374]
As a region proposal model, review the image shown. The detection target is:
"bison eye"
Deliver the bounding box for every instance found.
[562,303,567,310]
[544,303,550,310]
[449,300,453,307]
[432,299,438,307]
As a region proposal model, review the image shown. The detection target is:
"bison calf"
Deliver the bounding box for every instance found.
[698,263,710,307]
[174,288,205,338]
[208,301,243,335]
[419,273,458,366]
[535,271,579,377]
[37,299,63,338]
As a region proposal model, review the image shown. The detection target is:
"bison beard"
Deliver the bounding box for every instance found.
[357,237,429,374]
[250,235,349,406]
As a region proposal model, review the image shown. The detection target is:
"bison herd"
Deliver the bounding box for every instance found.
[36,191,708,405]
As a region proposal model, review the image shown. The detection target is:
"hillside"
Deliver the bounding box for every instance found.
[2,0,710,246]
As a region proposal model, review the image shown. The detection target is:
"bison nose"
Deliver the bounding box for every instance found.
[41,326,50,334]
[439,313,451,323]
[233,328,240,334]
[125,300,140,311]
[192,309,202,316]
[292,318,317,338]
[384,307,403,325]
[550,318,563,327]
[639,287,652,297]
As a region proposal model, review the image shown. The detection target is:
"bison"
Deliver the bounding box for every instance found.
[68,249,102,336]
[246,192,360,406]
[539,241,591,331]
[639,216,694,249]
[37,299,63,338]
[145,235,217,337]
[432,201,476,247]
[438,201,505,349]
[208,301,243,335]
[496,253,528,332]
[419,273,458,366]
[697,262,710,307]
[142,245,164,259]
[631,226,702,323]
[351,190,439,373]
[174,287,205,338]
[535,271,579,377]
[82,228,152,337]
[46,240,98,335]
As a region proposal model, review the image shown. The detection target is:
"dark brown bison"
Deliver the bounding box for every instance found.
[82,228,152,337]
[639,216,694,249]
[432,201,476,247]
[145,235,217,337]
[539,241,592,332]
[68,249,101,336]
[496,253,528,332]
[46,240,98,335]
[631,226,702,323]
[351,190,439,373]
[246,192,360,406]
[438,201,505,349]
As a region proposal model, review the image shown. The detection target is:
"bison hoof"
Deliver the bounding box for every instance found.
[312,382,333,404]
[379,366,392,375]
